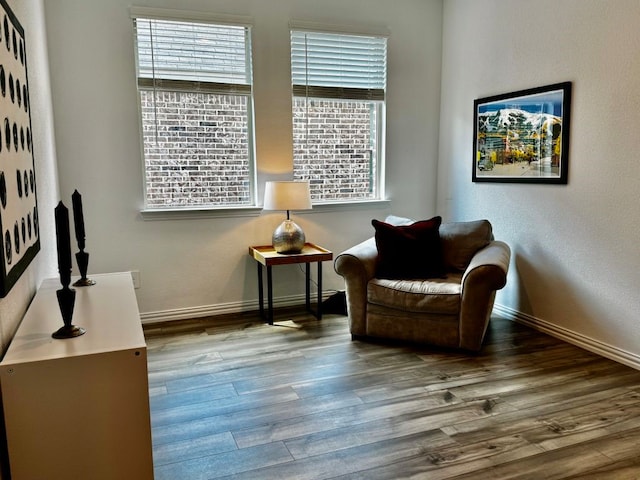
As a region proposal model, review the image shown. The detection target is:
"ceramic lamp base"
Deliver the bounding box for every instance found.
[273,219,305,254]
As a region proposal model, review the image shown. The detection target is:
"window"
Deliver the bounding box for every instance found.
[133,16,254,209]
[291,30,387,202]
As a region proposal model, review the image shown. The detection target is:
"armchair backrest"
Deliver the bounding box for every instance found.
[440,220,493,272]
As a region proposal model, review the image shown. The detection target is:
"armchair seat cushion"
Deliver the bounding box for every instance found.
[368,273,463,315]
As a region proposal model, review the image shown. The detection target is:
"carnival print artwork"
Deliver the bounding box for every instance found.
[473,82,572,184]
[0,0,40,297]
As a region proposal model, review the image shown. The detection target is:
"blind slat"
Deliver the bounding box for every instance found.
[292,85,384,101]
[138,78,252,95]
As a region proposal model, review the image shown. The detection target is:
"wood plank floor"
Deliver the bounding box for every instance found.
[143,311,640,479]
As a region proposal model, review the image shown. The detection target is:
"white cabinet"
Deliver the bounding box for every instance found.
[0,272,154,480]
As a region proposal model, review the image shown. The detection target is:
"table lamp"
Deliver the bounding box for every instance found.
[263,181,312,254]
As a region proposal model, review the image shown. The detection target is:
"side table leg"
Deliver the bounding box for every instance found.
[305,262,311,313]
[267,265,274,325]
[317,261,323,321]
[257,263,265,321]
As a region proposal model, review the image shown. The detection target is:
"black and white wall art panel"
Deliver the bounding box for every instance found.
[0,0,39,297]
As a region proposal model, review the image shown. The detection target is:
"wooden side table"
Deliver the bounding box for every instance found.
[249,243,333,324]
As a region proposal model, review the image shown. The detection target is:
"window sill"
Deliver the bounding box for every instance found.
[139,199,390,221]
[298,199,391,214]
[140,205,263,221]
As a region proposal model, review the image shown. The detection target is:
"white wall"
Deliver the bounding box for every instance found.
[43,0,443,318]
[0,0,59,477]
[439,0,640,363]
[0,0,58,354]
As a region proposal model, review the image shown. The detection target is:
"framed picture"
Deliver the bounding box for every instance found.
[0,0,40,297]
[473,82,572,184]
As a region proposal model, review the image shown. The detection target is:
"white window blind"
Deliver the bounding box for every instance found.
[291,30,387,100]
[134,18,252,93]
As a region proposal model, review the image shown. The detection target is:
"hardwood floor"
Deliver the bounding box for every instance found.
[143,311,640,479]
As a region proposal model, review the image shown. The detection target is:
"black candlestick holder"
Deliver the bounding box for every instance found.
[52,285,85,339]
[53,201,86,339]
[73,250,96,287]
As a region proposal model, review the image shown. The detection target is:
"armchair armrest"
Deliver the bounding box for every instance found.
[462,240,511,290]
[459,240,511,351]
[334,237,378,336]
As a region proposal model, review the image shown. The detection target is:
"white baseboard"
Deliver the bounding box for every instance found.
[493,304,640,371]
[140,293,313,324]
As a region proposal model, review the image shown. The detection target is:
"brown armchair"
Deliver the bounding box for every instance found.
[334,216,510,351]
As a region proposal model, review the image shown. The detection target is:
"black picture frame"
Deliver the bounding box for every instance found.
[0,0,40,297]
[473,82,572,184]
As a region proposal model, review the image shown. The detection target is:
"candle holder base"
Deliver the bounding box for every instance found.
[73,277,96,287]
[52,324,86,339]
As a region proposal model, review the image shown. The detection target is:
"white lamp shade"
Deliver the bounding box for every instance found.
[263,181,312,211]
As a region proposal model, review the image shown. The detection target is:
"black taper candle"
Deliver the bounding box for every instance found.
[72,189,85,251]
[55,201,72,287]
